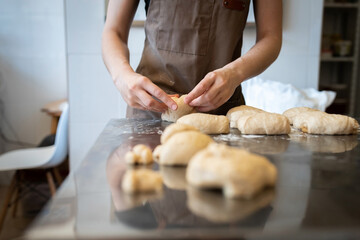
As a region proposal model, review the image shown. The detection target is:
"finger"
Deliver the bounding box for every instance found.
[190,89,221,107]
[194,94,224,112]
[143,81,178,110]
[184,72,216,105]
[137,90,168,113]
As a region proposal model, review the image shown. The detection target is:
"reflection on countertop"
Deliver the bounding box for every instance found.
[187,186,274,223]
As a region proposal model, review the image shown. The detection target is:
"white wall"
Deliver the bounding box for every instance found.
[0,0,67,154]
[242,0,323,89]
[65,0,128,170]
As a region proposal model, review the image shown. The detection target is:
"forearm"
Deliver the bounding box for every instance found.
[102,29,134,83]
[224,33,282,87]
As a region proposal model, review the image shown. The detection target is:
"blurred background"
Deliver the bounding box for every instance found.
[0,0,359,238]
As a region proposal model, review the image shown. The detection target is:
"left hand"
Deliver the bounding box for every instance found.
[184,68,238,112]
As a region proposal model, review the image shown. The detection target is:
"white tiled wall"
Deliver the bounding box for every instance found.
[242,0,323,89]
[0,0,67,155]
[65,0,130,170]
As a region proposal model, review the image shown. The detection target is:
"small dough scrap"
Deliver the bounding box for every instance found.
[160,123,198,144]
[125,144,153,165]
[292,111,359,135]
[161,95,195,122]
[158,131,214,166]
[177,113,229,134]
[186,143,277,199]
[122,169,163,193]
[226,105,265,128]
[237,112,290,135]
[283,107,319,125]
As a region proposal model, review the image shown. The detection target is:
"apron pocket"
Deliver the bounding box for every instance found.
[156,0,214,56]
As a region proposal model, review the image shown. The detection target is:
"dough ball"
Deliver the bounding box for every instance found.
[283,107,319,125]
[237,112,290,135]
[177,113,230,134]
[122,169,163,194]
[292,111,359,135]
[161,95,195,122]
[157,131,214,166]
[226,105,265,128]
[152,145,162,163]
[186,143,277,199]
[160,123,199,144]
[125,144,153,165]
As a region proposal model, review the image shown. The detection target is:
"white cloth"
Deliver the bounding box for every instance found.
[241,77,336,113]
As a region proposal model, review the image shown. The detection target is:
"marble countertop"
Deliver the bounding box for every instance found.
[25,119,360,239]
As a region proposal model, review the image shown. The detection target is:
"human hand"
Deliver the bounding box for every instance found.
[184,68,239,112]
[115,72,178,113]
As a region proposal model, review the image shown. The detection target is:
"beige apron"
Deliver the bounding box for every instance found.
[127,0,250,119]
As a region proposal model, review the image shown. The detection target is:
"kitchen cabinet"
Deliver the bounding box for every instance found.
[319,0,360,116]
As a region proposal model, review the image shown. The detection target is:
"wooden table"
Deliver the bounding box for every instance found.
[41,99,67,134]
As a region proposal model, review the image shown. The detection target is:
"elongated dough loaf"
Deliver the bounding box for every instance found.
[237,112,290,135]
[186,143,277,199]
[157,131,214,165]
[160,123,198,144]
[292,111,359,135]
[226,105,265,128]
[161,95,195,122]
[283,107,319,125]
[177,113,229,134]
[122,169,163,193]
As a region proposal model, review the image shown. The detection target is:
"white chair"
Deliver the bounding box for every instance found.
[0,103,69,232]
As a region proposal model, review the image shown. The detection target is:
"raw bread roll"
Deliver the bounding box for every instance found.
[125,144,153,165]
[226,105,265,128]
[161,95,195,122]
[237,112,290,135]
[122,169,163,193]
[283,107,319,125]
[177,113,230,134]
[157,131,214,166]
[160,123,198,144]
[292,111,359,135]
[186,143,277,199]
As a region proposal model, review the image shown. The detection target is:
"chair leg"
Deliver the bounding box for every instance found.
[46,171,56,196]
[52,167,63,186]
[11,188,19,217]
[0,172,17,233]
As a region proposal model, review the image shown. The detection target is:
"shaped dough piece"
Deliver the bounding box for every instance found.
[160,123,198,144]
[152,145,162,163]
[122,169,163,193]
[161,95,195,122]
[292,111,359,135]
[177,113,229,134]
[283,107,319,125]
[125,144,153,165]
[237,112,290,135]
[226,105,265,128]
[158,131,214,166]
[187,143,277,199]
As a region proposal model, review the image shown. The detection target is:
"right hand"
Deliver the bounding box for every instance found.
[115,72,178,113]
